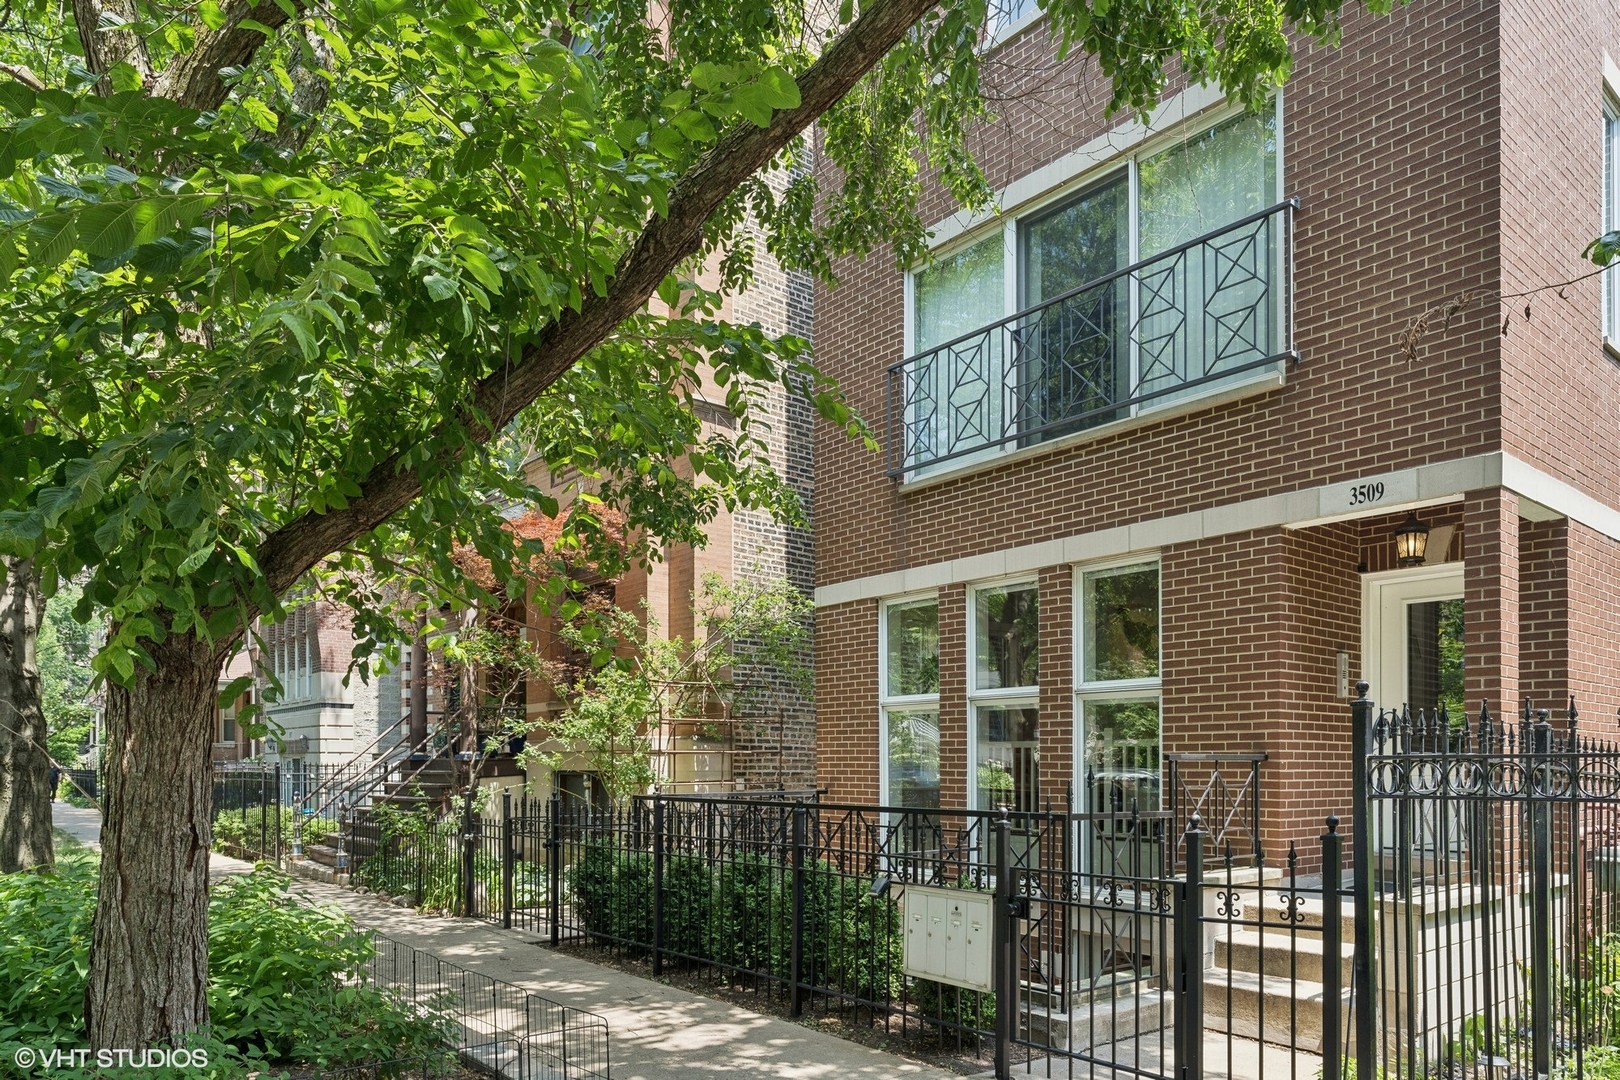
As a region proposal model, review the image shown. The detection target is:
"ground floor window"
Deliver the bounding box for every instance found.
[974,704,1039,814]
[883,709,941,810]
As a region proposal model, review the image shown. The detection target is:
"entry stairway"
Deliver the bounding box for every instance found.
[292,718,521,880]
[1204,880,1355,1054]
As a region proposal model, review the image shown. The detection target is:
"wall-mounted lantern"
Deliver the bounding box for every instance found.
[1394,513,1431,567]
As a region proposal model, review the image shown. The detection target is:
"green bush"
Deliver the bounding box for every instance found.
[0,852,452,1078]
[56,775,94,808]
[567,839,654,945]
[208,870,453,1066]
[661,853,713,960]
[211,807,335,856]
[707,852,789,976]
[911,977,995,1033]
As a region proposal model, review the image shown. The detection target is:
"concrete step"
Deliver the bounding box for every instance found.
[1215,929,1353,985]
[1203,966,1349,1053]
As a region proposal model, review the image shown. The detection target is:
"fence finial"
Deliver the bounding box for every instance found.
[1186,812,1204,835]
[1355,680,1370,700]
[1568,695,1579,730]
[1325,815,1339,834]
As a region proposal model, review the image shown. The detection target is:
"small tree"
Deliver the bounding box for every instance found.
[523,572,811,801]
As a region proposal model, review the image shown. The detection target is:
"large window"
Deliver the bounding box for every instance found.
[969,583,1039,815]
[903,106,1281,474]
[881,598,941,811]
[1076,563,1161,874]
[1605,98,1620,346]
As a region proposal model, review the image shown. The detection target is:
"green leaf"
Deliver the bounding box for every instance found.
[422,272,458,301]
[457,247,503,293]
[276,309,319,359]
[25,215,77,270]
[197,0,227,30]
[76,201,142,257]
[757,67,800,110]
[0,84,36,119]
[108,62,144,92]
[240,97,280,134]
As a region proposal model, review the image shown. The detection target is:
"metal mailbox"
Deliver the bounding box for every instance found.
[901,884,994,992]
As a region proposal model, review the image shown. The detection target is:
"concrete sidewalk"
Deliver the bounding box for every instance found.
[52,802,966,1079]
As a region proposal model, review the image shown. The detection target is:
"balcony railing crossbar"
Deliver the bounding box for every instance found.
[886,198,1299,373]
[887,197,1299,477]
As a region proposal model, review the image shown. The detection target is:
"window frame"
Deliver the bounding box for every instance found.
[1604,90,1620,351]
[878,594,942,810]
[900,98,1285,477]
[966,578,1040,813]
[1072,558,1164,814]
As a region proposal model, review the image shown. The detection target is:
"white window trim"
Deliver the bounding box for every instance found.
[1073,556,1162,693]
[878,594,941,808]
[1072,559,1163,824]
[901,96,1287,483]
[966,579,1039,812]
[1603,61,1620,353]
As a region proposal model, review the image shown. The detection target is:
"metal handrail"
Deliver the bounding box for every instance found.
[886,197,1300,372]
[297,714,411,814]
[888,197,1300,476]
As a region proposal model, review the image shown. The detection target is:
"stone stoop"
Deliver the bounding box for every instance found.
[1203,891,1355,1054]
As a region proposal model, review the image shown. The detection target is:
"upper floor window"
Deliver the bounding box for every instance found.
[895,106,1288,478]
[1604,97,1620,347]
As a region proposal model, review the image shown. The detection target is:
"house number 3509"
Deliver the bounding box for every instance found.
[1348,482,1385,506]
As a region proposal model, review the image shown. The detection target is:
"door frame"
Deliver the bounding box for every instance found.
[1360,563,1465,712]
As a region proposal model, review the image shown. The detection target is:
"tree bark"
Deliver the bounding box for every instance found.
[84,630,224,1050]
[0,555,53,873]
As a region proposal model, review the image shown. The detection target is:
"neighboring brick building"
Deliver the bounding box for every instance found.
[811,1,1620,863]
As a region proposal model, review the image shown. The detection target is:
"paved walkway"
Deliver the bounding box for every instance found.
[52,803,1301,1080]
[52,802,966,1079]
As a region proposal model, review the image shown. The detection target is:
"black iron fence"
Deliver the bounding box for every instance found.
[886,199,1298,476]
[1353,688,1620,1080]
[341,787,1345,1077]
[318,685,1620,1080]
[211,763,282,862]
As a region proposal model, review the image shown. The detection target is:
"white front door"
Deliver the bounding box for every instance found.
[1361,565,1466,718]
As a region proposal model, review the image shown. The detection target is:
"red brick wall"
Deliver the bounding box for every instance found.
[1561,520,1620,719]
[1463,488,1520,715]
[1036,566,1074,809]
[813,598,880,798]
[813,0,1502,591]
[1497,0,1620,506]
[1519,519,1570,711]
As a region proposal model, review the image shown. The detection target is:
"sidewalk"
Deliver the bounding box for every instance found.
[51,802,967,1080]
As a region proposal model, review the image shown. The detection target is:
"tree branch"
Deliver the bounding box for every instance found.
[149,0,302,110]
[255,0,939,597]
[0,62,45,91]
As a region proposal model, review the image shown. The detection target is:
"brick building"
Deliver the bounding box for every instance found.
[811,1,1620,862]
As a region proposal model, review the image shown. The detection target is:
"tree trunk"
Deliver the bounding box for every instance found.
[85,629,224,1049]
[0,555,54,873]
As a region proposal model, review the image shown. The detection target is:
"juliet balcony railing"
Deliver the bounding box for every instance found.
[886,198,1299,477]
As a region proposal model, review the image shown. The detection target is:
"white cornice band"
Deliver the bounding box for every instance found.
[813,452,1620,607]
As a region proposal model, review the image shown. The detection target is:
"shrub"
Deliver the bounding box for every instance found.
[208,869,453,1067]
[56,775,94,808]
[0,852,451,1078]
[661,853,714,961]
[567,837,655,945]
[707,852,788,976]
[911,978,995,1034]
[212,807,337,856]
